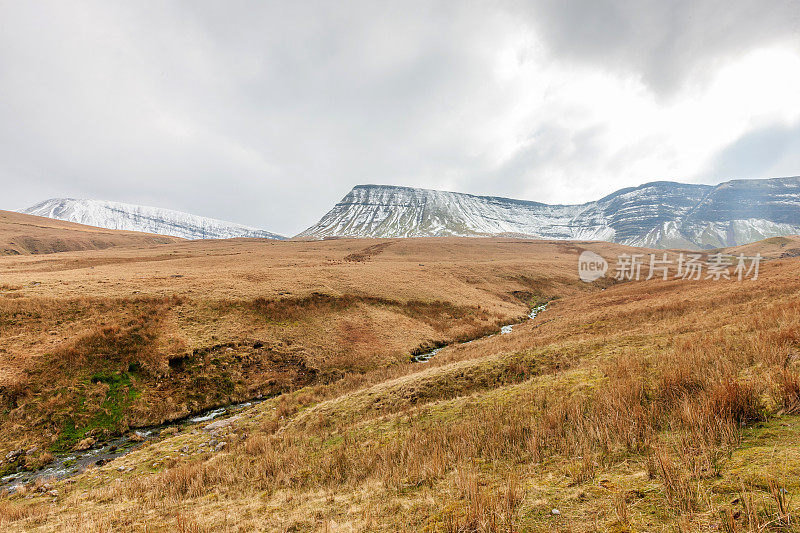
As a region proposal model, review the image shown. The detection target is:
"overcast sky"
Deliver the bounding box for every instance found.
[1,1,799,235]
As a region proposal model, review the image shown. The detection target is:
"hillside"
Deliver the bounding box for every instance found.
[22,198,285,241]
[299,177,800,249]
[0,210,181,255]
[0,237,635,452]
[716,235,800,259]
[0,236,798,531]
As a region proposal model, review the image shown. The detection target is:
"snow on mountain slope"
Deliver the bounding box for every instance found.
[22,199,285,241]
[299,177,800,249]
[298,185,613,241]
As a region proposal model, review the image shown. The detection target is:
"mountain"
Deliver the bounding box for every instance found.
[22,198,285,241]
[298,177,800,249]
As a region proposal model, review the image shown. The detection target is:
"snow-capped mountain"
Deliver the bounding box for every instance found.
[298,177,800,249]
[22,199,285,240]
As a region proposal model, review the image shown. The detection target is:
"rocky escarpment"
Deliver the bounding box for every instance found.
[299,177,800,249]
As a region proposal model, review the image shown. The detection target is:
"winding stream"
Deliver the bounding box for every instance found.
[2,303,549,492]
[412,302,548,363]
[1,400,262,493]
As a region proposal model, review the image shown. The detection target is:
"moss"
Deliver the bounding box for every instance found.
[55,418,84,451]
[606,520,636,533]
[718,416,800,492]
[52,371,140,452]
[0,461,19,477]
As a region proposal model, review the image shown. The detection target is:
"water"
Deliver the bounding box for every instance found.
[3,305,551,490]
[528,303,548,320]
[1,399,262,493]
[412,302,548,363]
[189,408,227,423]
[411,347,443,363]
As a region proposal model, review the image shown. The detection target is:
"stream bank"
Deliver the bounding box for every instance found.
[412,302,548,363]
[1,399,262,493]
[3,304,550,491]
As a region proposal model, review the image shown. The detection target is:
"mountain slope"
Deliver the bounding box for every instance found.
[298,177,800,248]
[0,210,181,255]
[299,185,611,241]
[22,199,285,241]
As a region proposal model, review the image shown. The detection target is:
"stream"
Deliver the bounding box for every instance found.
[0,399,262,493]
[2,303,549,492]
[411,302,548,363]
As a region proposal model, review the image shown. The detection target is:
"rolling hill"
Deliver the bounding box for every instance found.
[0,210,181,255]
[0,234,798,531]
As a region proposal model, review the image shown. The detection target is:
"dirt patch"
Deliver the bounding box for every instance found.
[343,241,396,262]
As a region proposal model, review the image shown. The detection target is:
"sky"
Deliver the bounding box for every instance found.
[1,0,799,236]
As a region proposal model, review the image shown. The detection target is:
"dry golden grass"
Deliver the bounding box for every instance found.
[0,236,638,453]
[1,232,799,531]
[720,235,800,259]
[0,210,180,255]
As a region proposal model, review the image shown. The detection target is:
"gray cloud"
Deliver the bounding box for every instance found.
[511,0,800,94]
[706,122,800,181]
[1,1,799,235]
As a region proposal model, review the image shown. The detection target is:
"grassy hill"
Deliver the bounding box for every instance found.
[0,210,181,255]
[0,235,798,531]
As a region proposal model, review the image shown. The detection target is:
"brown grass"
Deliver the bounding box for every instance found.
[0,237,626,452]
[0,209,180,256]
[1,236,800,531]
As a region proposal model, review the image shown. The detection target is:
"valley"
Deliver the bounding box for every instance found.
[4,1,799,530]
[0,227,798,531]
[0,236,626,458]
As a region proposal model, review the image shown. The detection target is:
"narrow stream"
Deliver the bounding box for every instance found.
[1,399,262,493]
[3,303,549,492]
[411,302,548,363]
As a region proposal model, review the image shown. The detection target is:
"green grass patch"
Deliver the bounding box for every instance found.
[52,371,140,452]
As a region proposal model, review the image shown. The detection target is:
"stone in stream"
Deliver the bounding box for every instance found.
[204,415,241,432]
[72,437,95,451]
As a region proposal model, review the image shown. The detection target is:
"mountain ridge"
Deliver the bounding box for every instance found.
[299,176,800,249]
[22,198,285,241]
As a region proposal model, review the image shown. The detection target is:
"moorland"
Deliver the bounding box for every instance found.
[0,212,799,531]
